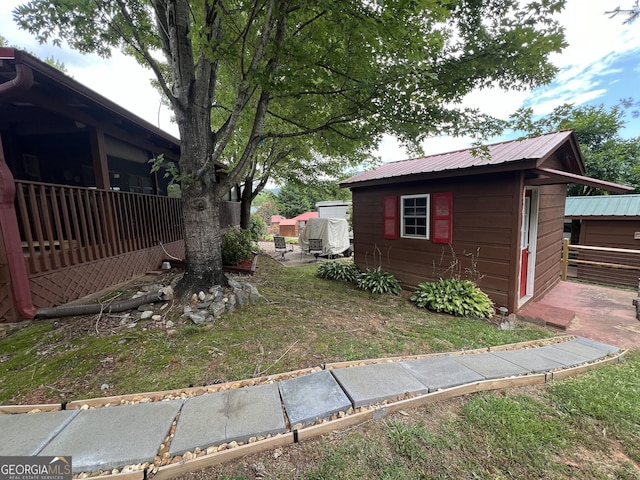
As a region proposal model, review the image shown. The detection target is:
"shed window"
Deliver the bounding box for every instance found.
[401,194,430,239]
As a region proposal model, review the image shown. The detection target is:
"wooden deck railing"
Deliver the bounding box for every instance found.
[561,238,640,288]
[14,180,240,275]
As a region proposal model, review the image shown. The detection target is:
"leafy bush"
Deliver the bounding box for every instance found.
[410,278,494,318]
[356,267,402,295]
[317,261,361,283]
[221,227,255,265]
[249,215,266,241]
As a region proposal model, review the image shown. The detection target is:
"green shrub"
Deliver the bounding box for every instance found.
[221,227,255,265]
[317,261,361,283]
[356,267,402,295]
[410,278,494,318]
[249,215,266,241]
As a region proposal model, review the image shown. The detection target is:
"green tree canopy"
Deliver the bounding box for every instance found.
[509,102,640,195]
[13,0,567,295]
[276,180,349,219]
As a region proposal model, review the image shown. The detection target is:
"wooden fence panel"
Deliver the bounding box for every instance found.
[561,239,640,288]
[13,180,239,277]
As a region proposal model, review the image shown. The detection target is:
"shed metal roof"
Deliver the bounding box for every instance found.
[565,195,640,218]
[341,131,576,186]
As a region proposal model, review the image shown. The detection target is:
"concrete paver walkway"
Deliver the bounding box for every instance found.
[0,337,623,476]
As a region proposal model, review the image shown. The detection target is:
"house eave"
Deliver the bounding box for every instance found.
[526,167,634,194]
[340,159,540,189]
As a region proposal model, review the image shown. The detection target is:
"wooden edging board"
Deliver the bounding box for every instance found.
[87,349,627,480]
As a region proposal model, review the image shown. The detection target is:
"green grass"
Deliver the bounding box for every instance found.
[0,255,553,404]
[4,254,636,478]
[204,354,640,480]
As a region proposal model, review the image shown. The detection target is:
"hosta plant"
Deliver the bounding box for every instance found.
[317,261,361,283]
[356,267,402,295]
[410,278,494,318]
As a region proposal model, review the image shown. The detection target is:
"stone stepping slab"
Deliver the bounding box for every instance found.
[549,337,618,362]
[400,356,484,392]
[279,370,352,427]
[453,352,530,380]
[170,383,286,456]
[490,349,566,373]
[330,362,428,408]
[0,409,80,456]
[40,400,182,474]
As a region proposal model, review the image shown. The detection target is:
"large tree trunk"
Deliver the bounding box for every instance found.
[180,182,227,295]
[239,179,254,230]
[174,110,228,298]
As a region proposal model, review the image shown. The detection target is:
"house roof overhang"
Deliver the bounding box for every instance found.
[341,131,631,194]
[0,48,181,161]
[525,167,634,194]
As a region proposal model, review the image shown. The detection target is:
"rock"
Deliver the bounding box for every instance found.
[140,310,154,320]
[152,315,162,321]
[101,383,109,391]
[235,288,249,308]
[209,301,226,319]
[160,286,174,301]
[196,301,212,310]
[137,304,153,312]
[142,283,163,293]
[185,312,210,324]
[225,295,236,313]
[165,320,174,329]
[244,283,261,305]
[198,291,206,301]
[228,278,242,289]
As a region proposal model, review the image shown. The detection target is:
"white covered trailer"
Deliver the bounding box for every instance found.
[299,217,351,257]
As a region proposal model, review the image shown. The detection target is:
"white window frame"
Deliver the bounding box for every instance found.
[400,194,430,239]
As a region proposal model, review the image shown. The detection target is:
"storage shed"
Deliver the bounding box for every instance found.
[565,195,640,287]
[340,131,632,314]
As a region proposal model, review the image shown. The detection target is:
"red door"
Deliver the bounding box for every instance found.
[519,190,532,298]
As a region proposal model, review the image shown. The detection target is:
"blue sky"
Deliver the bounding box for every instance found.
[2,0,639,161]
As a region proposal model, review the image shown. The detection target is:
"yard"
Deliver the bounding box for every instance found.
[1,254,639,478]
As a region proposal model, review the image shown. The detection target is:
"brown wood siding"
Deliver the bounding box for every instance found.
[577,219,640,287]
[351,172,522,311]
[532,184,566,301]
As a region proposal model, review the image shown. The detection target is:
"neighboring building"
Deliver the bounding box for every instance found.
[277,212,319,237]
[565,195,640,287]
[278,218,299,238]
[293,211,319,232]
[269,215,285,235]
[0,48,240,322]
[340,131,631,314]
[316,200,352,220]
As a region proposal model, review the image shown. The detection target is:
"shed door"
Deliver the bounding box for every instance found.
[519,188,539,301]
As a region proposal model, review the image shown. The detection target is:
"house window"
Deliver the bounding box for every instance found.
[401,194,430,239]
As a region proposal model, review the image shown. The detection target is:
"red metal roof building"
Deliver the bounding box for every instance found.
[341,131,631,314]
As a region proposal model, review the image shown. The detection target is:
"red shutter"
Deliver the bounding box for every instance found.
[383,196,398,239]
[432,192,452,244]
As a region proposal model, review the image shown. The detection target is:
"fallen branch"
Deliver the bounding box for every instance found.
[256,340,300,376]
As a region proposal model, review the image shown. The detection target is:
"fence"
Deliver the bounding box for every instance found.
[561,238,640,288]
[14,180,240,276]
